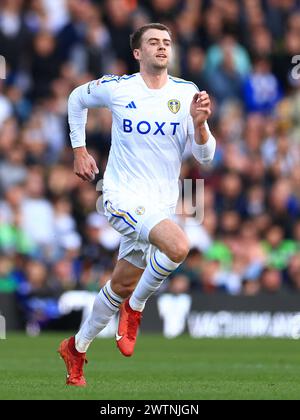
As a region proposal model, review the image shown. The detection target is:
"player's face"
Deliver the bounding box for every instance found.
[135,29,172,71]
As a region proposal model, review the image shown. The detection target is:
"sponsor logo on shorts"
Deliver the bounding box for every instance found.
[135,206,145,215]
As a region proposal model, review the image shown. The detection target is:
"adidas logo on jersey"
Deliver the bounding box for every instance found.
[125,101,137,109]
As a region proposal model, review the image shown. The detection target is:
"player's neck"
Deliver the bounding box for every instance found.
[139,69,168,90]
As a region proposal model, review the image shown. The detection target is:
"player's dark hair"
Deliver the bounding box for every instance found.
[130,23,172,50]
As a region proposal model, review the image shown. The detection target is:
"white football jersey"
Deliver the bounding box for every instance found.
[68,73,215,210]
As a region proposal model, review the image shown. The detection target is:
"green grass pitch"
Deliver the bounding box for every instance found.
[0,333,299,400]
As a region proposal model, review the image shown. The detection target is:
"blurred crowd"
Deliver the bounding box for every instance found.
[1,0,300,328]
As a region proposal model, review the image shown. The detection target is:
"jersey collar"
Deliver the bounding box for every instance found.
[137,72,170,94]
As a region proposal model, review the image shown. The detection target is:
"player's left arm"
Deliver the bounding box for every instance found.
[189,91,216,164]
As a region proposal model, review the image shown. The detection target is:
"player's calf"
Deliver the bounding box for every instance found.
[111,259,144,298]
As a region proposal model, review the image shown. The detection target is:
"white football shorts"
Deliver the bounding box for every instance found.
[103,194,176,269]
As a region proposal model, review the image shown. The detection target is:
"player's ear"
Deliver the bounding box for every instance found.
[133,49,140,61]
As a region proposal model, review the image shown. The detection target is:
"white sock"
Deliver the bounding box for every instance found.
[75,280,123,353]
[129,249,181,312]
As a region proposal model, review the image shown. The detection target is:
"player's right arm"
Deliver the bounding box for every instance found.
[68,77,114,181]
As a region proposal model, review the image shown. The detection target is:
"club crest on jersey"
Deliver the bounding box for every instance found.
[168,99,180,114]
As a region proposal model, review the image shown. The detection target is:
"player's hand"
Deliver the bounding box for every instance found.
[190,91,211,127]
[73,147,99,182]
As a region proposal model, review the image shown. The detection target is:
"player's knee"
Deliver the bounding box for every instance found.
[166,241,189,263]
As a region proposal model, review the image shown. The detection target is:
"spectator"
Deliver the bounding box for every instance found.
[29,31,61,100]
[215,172,246,216]
[181,45,208,92]
[0,0,31,73]
[0,254,18,293]
[205,32,252,78]
[263,225,298,270]
[0,144,27,192]
[206,41,244,104]
[0,84,13,127]
[259,268,283,294]
[21,168,56,257]
[17,258,60,334]
[243,55,282,114]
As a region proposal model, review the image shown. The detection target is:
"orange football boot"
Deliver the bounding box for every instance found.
[58,336,87,387]
[116,298,142,357]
